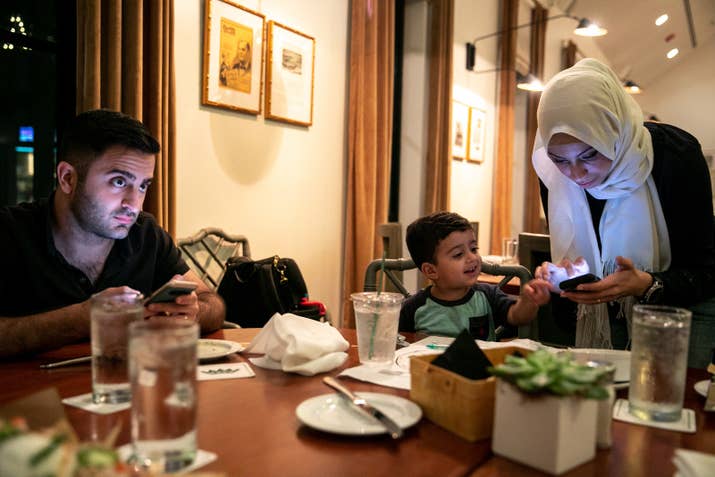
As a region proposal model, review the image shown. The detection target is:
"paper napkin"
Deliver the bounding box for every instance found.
[116,445,217,473]
[62,393,131,415]
[245,313,349,376]
[198,362,255,381]
[673,449,715,477]
[612,399,696,433]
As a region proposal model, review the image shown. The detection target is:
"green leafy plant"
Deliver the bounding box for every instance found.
[488,349,610,399]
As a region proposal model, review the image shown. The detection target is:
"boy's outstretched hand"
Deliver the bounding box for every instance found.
[522,278,553,306]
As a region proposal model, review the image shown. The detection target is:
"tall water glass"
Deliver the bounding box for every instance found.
[91,290,144,404]
[351,292,403,367]
[129,319,199,473]
[628,305,691,422]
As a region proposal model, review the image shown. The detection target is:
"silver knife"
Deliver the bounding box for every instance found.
[39,356,92,369]
[323,376,404,439]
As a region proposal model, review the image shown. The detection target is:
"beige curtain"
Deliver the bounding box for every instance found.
[76,0,176,236]
[523,4,547,233]
[423,0,454,214]
[490,0,518,254]
[341,0,395,327]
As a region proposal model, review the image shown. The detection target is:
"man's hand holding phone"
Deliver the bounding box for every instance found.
[144,277,200,321]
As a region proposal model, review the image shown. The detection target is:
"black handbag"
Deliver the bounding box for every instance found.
[218,255,325,328]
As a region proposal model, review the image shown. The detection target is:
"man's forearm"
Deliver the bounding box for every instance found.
[197,291,225,333]
[0,302,90,359]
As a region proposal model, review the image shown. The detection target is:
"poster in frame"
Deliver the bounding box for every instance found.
[202,0,265,114]
[265,21,315,126]
[467,106,487,164]
[451,101,469,160]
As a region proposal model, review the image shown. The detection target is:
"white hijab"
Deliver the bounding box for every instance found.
[532,58,671,348]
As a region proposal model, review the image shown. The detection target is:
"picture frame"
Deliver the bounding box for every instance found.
[202,0,265,114]
[467,107,487,164]
[451,101,469,160]
[265,21,315,126]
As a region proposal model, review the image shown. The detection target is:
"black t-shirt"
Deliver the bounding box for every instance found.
[0,195,189,317]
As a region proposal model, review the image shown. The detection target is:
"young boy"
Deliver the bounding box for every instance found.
[399,212,552,339]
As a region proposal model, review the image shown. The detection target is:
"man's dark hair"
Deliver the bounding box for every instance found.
[406,212,472,269]
[58,109,160,181]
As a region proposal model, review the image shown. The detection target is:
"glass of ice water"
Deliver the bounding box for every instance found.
[129,319,199,473]
[628,305,692,422]
[90,290,144,404]
[351,292,403,367]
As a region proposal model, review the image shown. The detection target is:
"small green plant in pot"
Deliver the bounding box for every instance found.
[488,348,610,399]
[489,348,612,474]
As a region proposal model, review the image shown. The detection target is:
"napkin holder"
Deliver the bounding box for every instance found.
[409,346,530,442]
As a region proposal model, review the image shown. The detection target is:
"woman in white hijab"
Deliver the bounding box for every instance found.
[533,58,714,349]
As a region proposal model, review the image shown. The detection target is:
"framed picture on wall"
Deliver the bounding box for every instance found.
[265,21,315,126]
[451,101,469,160]
[202,0,265,114]
[467,107,487,163]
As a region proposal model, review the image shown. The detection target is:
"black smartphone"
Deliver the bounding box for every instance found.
[144,279,197,305]
[559,273,600,292]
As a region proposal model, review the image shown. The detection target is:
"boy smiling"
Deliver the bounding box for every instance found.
[399,212,551,338]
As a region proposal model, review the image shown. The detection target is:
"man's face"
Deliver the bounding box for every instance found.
[429,229,482,290]
[70,145,155,240]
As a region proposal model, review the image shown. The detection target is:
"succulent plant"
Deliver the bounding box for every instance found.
[488,348,610,399]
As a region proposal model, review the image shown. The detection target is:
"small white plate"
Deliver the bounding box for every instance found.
[197,339,244,362]
[570,348,631,383]
[296,392,422,436]
[694,380,710,398]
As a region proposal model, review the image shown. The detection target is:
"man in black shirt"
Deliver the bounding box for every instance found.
[0,110,225,358]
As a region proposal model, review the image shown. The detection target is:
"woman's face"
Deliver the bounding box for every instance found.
[546,133,612,189]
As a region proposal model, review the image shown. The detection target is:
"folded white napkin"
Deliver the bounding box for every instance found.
[673,449,715,477]
[245,313,349,376]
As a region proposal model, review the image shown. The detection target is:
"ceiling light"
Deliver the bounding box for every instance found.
[466,15,607,71]
[573,18,608,37]
[623,80,642,94]
[655,14,669,26]
[667,48,679,59]
[517,74,544,92]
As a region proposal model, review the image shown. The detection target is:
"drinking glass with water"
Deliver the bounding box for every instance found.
[129,319,199,473]
[628,305,691,422]
[91,290,144,404]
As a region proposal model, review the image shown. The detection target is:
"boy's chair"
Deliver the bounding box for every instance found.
[177,228,251,329]
[362,258,538,339]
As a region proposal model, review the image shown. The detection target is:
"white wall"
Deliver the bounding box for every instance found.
[451,0,500,254]
[399,0,430,292]
[636,37,715,154]
[174,0,349,324]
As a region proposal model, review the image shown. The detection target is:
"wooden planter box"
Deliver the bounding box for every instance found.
[409,346,530,442]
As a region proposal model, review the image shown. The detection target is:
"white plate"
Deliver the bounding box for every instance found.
[296,392,422,436]
[569,348,631,383]
[694,380,710,398]
[197,339,244,362]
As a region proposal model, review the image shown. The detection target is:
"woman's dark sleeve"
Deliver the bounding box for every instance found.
[647,123,715,306]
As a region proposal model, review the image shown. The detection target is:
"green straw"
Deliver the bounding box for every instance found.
[368,251,386,359]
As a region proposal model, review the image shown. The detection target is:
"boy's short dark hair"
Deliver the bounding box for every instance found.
[406,212,472,268]
[58,109,160,182]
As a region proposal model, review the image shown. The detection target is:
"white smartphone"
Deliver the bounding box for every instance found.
[144,279,197,305]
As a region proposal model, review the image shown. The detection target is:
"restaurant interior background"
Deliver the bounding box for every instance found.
[1,0,714,327]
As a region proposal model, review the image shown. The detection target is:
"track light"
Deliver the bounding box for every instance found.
[623,80,642,94]
[466,15,607,71]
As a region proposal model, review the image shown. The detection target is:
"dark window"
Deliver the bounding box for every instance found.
[0,1,75,206]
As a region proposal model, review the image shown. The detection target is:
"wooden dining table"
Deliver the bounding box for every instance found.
[0,328,713,477]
